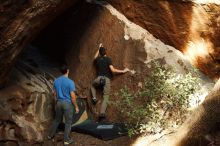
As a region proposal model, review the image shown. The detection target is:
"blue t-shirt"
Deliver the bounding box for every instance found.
[53,75,76,103]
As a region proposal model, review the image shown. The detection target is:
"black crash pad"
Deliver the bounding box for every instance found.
[71,120,128,140]
[59,97,128,140]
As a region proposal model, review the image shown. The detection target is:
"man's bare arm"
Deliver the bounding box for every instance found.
[94,43,103,60]
[70,91,79,113]
[109,65,129,74]
[53,91,56,97]
[94,49,99,60]
[53,91,57,102]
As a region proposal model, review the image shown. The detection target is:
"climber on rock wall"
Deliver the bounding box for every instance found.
[91,43,129,121]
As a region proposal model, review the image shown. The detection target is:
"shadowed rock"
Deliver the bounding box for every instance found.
[0,0,78,88]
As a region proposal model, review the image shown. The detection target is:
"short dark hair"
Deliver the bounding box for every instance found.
[99,47,106,56]
[60,65,69,74]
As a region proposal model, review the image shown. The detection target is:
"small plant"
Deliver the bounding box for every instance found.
[114,61,201,135]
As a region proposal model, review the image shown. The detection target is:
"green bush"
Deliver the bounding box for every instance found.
[114,61,201,135]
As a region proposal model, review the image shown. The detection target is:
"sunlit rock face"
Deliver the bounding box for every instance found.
[106,0,220,79]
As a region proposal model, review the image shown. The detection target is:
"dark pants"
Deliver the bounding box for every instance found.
[48,100,73,141]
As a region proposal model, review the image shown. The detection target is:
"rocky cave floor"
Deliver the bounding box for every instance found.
[15,132,135,146]
[11,131,220,146]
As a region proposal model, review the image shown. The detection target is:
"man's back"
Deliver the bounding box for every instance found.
[95,56,112,79]
[54,76,75,103]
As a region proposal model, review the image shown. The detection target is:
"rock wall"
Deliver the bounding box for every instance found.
[33,0,213,119]
[0,45,57,145]
[32,0,148,120]
[1,0,220,86]
[0,0,220,145]
[0,0,79,88]
[106,0,220,79]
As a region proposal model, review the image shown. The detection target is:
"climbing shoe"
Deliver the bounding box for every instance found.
[98,113,106,122]
[92,97,97,104]
[47,135,54,140]
[64,139,74,145]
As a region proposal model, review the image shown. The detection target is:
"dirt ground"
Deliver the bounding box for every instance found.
[17,132,135,146]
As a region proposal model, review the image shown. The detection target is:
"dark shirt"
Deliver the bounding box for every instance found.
[95,56,113,79]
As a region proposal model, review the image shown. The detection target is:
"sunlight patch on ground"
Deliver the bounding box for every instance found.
[132,136,149,146]
[131,133,177,146]
[193,0,220,5]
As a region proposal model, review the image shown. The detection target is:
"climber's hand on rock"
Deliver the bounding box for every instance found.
[99,43,103,48]
[129,69,136,74]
